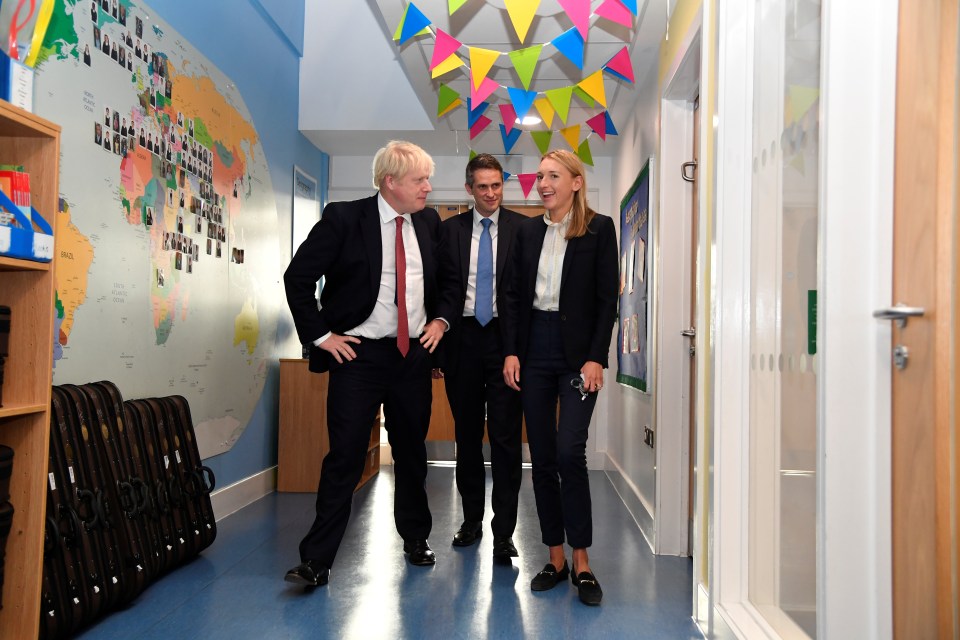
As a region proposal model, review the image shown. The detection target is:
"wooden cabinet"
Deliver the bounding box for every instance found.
[0,103,60,640]
[278,359,380,493]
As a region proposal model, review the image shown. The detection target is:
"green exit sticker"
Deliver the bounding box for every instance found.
[807,290,817,355]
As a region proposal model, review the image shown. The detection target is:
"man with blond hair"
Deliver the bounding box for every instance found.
[283,141,446,587]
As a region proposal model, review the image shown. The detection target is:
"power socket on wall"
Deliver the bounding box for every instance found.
[643,426,655,449]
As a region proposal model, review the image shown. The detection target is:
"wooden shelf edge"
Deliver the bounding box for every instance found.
[0,403,46,419]
[0,255,52,272]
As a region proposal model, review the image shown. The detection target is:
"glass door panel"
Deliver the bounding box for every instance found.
[748,0,821,637]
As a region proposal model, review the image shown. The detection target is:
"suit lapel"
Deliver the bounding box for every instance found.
[411,212,433,281]
[495,211,513,290]
[458,212,472,289]
[360,196,382,298]
[528,220,548,293]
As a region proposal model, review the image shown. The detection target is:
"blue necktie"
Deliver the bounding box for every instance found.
[475,218,494,326]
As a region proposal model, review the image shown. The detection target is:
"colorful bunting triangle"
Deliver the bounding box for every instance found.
[560,124,581,150]
[620,0,638,16]
[533,97,555,128]
[470,47,502,89]
[605,111,619,136]
[517,173,538,198]
[432,54,464,78]
[507,87,538,121]
[470,74,500,104]
[503,171,512,182]
[398,3,432,45]
[530,130,553,155]
[469,149,478,160]
[499,123,523,154]
[438,84,462,118]
[470,114,493,139]
[577,138,594,166]
[603,46,634,83]
[558,0,592,38]
[449,0,469,15]
[595,0,634,28]
[499,104,518,134]
[586,112,608,140]
[467,98,490,127]
[504,0,540,43]
[508,44,542,90]
[430,29,462,70]
[545,86,574,123]
[573,86,595,107]
[577,70,607,107]
[552,28,585,70]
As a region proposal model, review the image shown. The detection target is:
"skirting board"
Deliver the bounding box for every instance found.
[211,466,277,521]
[603,453,655,552]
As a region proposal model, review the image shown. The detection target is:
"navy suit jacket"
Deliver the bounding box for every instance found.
[501,213,619,370]
[283,194,442,373]
[435,207,524,370]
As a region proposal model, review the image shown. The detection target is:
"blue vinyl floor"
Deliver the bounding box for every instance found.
[75,464,702,639]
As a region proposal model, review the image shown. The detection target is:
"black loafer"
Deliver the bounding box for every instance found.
[403,539,437,565]
[452,521,482,547]
[572,569,603,605]
[284,559,329,587]
[530,561,569,591]
[492,535,518,559]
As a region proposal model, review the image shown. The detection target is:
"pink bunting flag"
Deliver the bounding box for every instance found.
[517,173,538,198]
[430,29,463,70]
[604,46,634,83]
[470,74,500,105]
[586,112,608,140]
[499,104,518,134]
[470,114,493,139]
[595,0,634,27]
[558,0,592,39]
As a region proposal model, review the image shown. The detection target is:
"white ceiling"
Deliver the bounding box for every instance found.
[299,0,667,158]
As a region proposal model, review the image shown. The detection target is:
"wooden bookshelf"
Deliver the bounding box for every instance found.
[0,102,59,640]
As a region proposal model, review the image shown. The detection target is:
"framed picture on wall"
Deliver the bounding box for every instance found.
[617,158,655,392]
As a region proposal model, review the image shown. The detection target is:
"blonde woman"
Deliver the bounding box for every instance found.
[502,150,618,605]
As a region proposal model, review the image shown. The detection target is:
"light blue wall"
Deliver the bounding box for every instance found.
[147,0,326,489]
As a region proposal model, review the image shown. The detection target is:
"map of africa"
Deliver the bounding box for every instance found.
[33,0,283,457]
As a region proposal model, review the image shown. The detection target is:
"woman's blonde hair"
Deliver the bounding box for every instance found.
[372,140,435,190]
[541,149,595,239]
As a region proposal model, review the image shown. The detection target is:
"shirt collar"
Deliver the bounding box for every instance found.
[473,208,500,227]
[378,192,408,224]
[543,210,572,228]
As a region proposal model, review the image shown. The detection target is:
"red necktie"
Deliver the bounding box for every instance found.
[395,217,409,356]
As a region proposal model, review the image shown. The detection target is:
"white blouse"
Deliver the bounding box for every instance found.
[533,210,571,311]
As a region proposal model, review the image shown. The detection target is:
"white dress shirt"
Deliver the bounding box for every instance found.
[465,208,500,319]
[533,210,571,312]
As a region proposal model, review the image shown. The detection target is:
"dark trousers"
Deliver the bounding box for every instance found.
[299,338,433,567]
[444,317,522,536]
[520,311,596,549]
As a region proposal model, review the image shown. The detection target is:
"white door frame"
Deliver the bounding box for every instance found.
[705,0,896,637]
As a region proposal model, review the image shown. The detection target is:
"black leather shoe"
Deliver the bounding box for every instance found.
[452,521,482,547]
[530,561,569,591]
[403,539,437,566]
[284,560,329,587]
[572,569,603,605]
[492,535,518,559]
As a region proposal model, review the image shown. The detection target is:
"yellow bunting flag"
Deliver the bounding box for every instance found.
[533,97,555,128]
[432,54,465,78]
[508,44,542,91]
[545,86,574,124]
[560,125,581,150]
[470,47,502,89]
[450,0,469,14]
[504,0,541,43]
[577,70,607,108]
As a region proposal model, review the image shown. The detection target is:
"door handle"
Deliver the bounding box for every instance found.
[681,161,697,183]
[681,327,696,337]
[872,303,925,328]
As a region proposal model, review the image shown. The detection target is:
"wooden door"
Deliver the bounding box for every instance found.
[890,0,959,636]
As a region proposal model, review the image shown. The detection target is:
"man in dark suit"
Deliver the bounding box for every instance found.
[436,154,524,560]
[283,140,447,588]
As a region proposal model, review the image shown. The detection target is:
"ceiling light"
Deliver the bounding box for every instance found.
[515,115,542,126]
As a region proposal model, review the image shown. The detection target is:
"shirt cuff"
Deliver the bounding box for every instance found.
[312,332,332,346]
